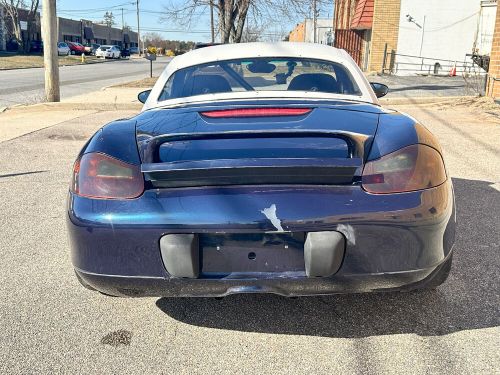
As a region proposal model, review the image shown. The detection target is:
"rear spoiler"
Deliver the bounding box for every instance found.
[142,157,363,188]
[140,130,370,188]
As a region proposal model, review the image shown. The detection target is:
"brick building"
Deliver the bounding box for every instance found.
[289,23,305,42]
[0,5,138,52]
[0,5,41,51]
[486,2,500,98]
[334,0,400,72]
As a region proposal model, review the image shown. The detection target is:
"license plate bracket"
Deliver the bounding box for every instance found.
[200,233,305,277]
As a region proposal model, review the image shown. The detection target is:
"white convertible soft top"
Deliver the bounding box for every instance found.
[142,42,378,111]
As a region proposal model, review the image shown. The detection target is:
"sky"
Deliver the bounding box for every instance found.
[56,0,334,43]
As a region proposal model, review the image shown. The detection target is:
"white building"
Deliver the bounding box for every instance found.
[394,0,496,75]
[304,19,334,45]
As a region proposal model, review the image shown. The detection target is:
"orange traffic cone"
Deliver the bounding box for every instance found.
[449,62,457,76]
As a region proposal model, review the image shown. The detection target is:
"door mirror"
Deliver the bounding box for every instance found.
[138,89,151,104]
[370,82,389,98]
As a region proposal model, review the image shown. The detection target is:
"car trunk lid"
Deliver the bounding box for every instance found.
[136,101,380,188]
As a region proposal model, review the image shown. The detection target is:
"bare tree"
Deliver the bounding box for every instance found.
[0,0,40,53]
[161,0,328,43]
[240,24,262,43]
[103,11,116,27]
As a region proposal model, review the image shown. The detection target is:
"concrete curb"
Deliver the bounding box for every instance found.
[4,102,142,112]
[0,56,122,72]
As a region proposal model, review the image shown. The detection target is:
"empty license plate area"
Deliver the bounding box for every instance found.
[200,233,306,277]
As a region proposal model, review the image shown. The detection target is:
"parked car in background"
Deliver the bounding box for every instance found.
[129,46,140,54]
[29,40,43,53]
[67,42,85,55]
[119,47,130,58]
[95,45,121,59]
[57,42,70,56]
[6,38,19,52]
[84,43,100,56]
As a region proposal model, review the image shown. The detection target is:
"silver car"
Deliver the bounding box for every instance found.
[57,42,70,56]
[96,45,121,59]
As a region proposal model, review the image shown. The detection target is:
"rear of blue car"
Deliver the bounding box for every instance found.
[67,100,455,297]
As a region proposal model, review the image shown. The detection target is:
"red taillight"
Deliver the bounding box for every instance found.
[71,153,144,199]
[200,108,312,118]
[362,144,447,194]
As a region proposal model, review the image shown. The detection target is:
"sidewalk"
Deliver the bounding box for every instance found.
[61,86,144,110]
[0,86,143,143]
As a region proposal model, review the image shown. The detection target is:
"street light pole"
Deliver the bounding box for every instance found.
[406,14,426,57]
[41,0,60,102]
[419,15,426,57]
[136,0,141,55]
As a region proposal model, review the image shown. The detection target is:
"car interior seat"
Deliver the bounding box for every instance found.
[287,73,340,93]
[186,74,232,96]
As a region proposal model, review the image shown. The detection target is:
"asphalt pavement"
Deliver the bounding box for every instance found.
[374,75,479,98]
[0,103,498,374]
[0,57,168,107]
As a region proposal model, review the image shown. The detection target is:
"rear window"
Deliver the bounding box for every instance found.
[100,46,110,51]
[158,57,362,101]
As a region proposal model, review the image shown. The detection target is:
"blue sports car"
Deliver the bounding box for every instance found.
[68,42,455,297]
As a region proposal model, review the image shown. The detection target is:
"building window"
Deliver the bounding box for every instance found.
[63,35,81,43]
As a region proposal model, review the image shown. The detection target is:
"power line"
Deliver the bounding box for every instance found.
[58,2,135,13]
[132,26,285,37]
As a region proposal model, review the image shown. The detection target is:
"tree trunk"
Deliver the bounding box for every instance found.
[217,0,226,43]
[233,0,249,43]
[223,0,234,43]
[24,1,40,53]
[3,3,22,50]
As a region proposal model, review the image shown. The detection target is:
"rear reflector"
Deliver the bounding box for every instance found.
[200,108,312,118]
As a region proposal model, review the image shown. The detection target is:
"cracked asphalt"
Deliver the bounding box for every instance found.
[0,103,498,374]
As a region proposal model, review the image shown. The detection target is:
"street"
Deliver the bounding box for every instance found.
[0,100,498,374]
[0,57,168,107]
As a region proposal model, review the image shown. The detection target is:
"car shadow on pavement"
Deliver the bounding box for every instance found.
[389,84,464,93]
[156,178,499,338]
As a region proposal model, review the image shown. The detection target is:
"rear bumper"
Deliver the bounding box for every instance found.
[74,252,452,297]
[67,181,456,296]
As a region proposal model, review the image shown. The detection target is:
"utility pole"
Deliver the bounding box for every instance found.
[121,8,124,29]
[42,0,60,102]
[210,0,215,43]
[312,0,318,43]
[136,0,141,55]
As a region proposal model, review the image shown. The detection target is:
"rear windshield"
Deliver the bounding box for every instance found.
[100,46,110,51]
[158,57,362,101]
